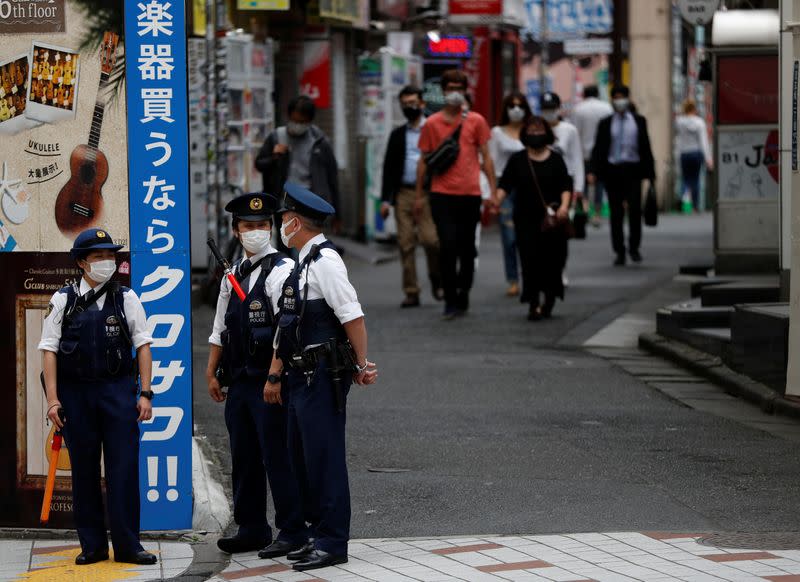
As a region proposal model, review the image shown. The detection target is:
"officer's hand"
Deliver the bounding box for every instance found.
[354,361,378,386]
[137,397,153,422]
[273,143,289,155]
[208,377,226,403]
[264,380,282,405]
[380,202,391,220]
[47,402,64,429]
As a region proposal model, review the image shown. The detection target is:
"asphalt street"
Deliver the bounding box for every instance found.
[191,213,800,544]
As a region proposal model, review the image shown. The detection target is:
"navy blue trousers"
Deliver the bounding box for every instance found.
[225,376,306,543]
[59,376,142,556]
[285,366,351,555]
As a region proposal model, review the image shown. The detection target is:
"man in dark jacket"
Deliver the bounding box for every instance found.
[255,96,340,213]
[589,85,656,266]
[380,86,442,307]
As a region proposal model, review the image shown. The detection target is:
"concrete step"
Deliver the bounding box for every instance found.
[656,298,733,339]
[727,303,789,393]
[689,277,736,298]
[679,263,714,277]
[700,282,781,307]
[680,327,732,358]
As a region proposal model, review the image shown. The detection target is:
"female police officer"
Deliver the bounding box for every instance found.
[38,228,157,566]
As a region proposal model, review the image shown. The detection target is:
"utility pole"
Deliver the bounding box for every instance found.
[539,0,549,91]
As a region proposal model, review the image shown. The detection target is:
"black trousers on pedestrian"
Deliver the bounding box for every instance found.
[605,163,643,257]
[429,193,482,309]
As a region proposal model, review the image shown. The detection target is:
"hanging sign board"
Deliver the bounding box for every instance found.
[677,0,719,26]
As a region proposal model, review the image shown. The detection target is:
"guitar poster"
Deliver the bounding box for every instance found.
[25,42,81,123]
[0,54,42,135]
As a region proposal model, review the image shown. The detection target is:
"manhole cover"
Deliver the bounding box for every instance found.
[700,532,800,550]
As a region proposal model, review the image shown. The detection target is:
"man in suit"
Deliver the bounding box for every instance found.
[380,86,442,308]
[589,85,655,266]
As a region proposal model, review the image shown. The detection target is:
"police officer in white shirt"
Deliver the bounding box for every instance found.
[206,192,308,557]
[264,183,378,572]
[38,228,156,566]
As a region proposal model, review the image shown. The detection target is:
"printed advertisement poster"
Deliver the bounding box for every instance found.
[717,129,780,200]
[301,40,331,109]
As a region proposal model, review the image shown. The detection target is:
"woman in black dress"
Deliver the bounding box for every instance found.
[495,116,572,320]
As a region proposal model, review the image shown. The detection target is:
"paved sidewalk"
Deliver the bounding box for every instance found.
[208,532,800,582]
[0,539,194,581]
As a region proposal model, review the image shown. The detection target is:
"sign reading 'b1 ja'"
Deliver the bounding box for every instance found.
[678,0,720,25]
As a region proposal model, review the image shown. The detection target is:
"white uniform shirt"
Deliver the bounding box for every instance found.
[209,246,295,347]
[551,121,585,193]
[38,278,153,353]
[570,97,614,160]
[297,233,364,325]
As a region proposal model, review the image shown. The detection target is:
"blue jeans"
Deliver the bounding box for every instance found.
[680,150,704,210]
[498,192,518,284]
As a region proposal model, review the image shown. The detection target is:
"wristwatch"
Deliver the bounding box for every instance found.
[267,373,282,385]
[140,390,155,400]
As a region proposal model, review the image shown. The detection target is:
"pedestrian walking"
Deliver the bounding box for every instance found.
[206,193,308,557]
[489,91,531,297]
[570,85,613,225]
[255,95,340,213]
[540,92,584,202]
[38,228,157,566]
[415,69,496,319]
[589,85,656,266]
[380,86,443,308]
[676,98,713,212]
[265,183,378,572]
[494,117,572,320]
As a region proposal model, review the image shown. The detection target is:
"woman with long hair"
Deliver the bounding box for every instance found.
[488,91,533,297]
[675,99,713,211]
[494,116,572,320]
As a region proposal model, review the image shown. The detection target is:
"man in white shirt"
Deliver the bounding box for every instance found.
[206,193,307,558]
[570,85,613,222]
[265,183,377,572]
[541,92,584,201]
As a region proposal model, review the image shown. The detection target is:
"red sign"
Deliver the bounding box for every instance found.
[300,40,331,109]
[449,0,502,15]
[427,36,472,58]
[717,55,778,125]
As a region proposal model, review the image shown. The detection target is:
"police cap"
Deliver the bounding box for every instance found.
[275,182,336,221]
[540,91,561,110]
[70,228,123,259]
[224,192,279,221]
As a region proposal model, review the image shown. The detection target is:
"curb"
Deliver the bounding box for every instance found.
[638,332,800,421]
[191,436,231,533]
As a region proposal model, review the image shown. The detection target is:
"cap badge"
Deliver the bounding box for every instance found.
[96,231,106,238]
[250,198,263,210]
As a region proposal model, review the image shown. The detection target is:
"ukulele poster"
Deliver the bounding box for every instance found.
[0,54,41,135]
[24,42,80,124]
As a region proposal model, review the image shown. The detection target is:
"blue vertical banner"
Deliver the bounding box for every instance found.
[125,0,193,530]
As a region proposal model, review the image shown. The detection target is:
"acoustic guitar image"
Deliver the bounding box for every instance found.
[54,32,118,236]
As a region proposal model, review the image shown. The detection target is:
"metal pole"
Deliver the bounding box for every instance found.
[539,0,548,94]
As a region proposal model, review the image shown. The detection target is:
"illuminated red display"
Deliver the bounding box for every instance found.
[427,36,472,58]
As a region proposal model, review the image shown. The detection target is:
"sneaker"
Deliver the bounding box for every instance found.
[442,306,460,321]
[401,294,420,308]
[506,282,520,297]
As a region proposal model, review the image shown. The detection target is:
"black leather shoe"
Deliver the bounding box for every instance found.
[287,541,315,561]
[75,550,109,565]
[217,535,270,554]
[259,540,306,559]
[114,550,157,565]
[292,549,348,571]
[630,250,642,263]
[614,254,626,266]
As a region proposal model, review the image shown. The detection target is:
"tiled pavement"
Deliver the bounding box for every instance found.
[208,532,800,582]
[0,539,193,581]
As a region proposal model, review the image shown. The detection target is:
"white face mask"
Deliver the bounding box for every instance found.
[507,106,525,123]
[240,229,271,254]
[85,259,116,283]
[542,110,559,123]
[280,217,298,248]
[612,98,629,113]
[444,91,465,107]
[287,121,310,137]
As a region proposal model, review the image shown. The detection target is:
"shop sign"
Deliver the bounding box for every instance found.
[523,0,613,40]
[301,40,331,108]
[319,0,359,22]
[427,36,473,58]
[0,0,66,34]
[450,0,502,16]
[677,0,719,26]
[717,129,779,200]
[238,0,290,10]
[124,0,193,530]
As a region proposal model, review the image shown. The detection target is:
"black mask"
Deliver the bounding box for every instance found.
[402,106,422,122]
[523,134,549,150]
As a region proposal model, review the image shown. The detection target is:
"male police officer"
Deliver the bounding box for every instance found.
[264,183,378,571]
[38,228,157,566]
[207,193,308,556]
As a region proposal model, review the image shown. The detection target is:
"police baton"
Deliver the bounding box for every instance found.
[207,237,246,301]
[40,407,65,525]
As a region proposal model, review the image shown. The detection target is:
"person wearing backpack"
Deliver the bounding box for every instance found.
[38,228,157,566]
[415,69,496,320]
